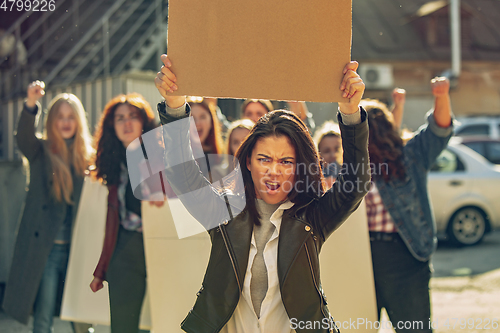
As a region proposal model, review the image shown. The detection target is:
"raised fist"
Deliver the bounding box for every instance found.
[430,77,450,97]
[26,80,45,108]
[391,88,406,107]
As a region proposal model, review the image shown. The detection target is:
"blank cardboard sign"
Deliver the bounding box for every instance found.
[167,0,352,102]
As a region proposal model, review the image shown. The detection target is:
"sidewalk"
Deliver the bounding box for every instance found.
[0,311,111,333]
[378,269,500,333]
[2,270,499,333]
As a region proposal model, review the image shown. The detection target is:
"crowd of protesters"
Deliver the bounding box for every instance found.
[2,51,453,333]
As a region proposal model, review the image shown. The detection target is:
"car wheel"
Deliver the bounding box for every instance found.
[447,207,487,246]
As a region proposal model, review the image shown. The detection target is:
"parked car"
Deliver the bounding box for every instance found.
[453,136,500,165]
[429,139,500,246]
[454,116,500,139]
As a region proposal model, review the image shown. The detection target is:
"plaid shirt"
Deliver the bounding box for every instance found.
[365,182,397,233]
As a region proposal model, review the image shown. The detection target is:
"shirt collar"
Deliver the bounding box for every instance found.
[268,200,295,240]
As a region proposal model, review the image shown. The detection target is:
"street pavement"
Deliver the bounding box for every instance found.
[379,230,500,333]
[0,313,110,333]
[2,231,500,333]
[432,230,500,277]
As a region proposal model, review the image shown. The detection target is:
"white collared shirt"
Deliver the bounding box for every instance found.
[221,200,296,333]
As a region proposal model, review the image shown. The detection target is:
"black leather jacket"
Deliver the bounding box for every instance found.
[157,103,370,333]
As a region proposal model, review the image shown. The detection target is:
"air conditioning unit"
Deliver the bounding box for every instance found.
[358,64,394,89]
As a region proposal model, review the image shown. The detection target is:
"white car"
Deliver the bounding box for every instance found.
[454,116,500,139]
[429,139,500,246]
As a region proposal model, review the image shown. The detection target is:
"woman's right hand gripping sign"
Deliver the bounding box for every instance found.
[154,54,186,109]
[338,61,365,115]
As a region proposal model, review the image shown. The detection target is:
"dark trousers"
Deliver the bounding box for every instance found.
[107,226,149,333]
[370,235,432,333]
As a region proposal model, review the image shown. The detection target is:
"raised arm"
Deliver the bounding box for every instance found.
[154,55,244,231]
[15,81,45,161]
[390,88,406,130]
[404,77,454,171]
[431,77,452,128]
[316,62,371,239]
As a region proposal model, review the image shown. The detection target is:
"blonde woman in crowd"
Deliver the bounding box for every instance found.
[3,81,93,333]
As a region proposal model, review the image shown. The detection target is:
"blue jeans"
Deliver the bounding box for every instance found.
[370,235,432,333]
[33,243,70,333]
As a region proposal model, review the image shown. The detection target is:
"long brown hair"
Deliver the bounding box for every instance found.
[43,93,92,203]
[361,99,406,181]
[235,110,324,223]
[93,93,156,185]
[187,96,223,155]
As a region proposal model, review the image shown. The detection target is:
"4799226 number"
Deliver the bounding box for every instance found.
[1,0,56,11]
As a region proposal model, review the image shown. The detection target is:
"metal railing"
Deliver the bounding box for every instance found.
[0,0,168,160]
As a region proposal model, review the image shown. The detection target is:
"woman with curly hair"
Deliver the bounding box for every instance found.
[3,81,93,333]
[363,78,453,333]
[89,93,161,333]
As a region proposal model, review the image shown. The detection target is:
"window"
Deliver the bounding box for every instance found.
[462,142,485,157]
[455,124,490,137]
[486,142,500,164]
[431,149,465,172]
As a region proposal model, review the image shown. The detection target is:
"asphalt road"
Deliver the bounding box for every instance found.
[379,230,500,333]
[432,230,500,278]
[429,230,500,333]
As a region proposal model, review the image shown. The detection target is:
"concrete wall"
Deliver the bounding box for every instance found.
[287,61,500,135]
[360,60,500,131]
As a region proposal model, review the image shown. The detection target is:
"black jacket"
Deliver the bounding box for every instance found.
[157,103,370,333]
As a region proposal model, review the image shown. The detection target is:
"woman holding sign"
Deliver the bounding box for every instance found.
[89,93,162,333]
[154,54,370,333]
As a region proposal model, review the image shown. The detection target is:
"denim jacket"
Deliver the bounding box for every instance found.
[375,111,453,261]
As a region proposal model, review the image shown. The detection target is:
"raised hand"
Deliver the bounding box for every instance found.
[338,61,365,114]
[391,88,406,129]
[431,77,450,97]
[26,80,45,108]
[392,88,406,107]
[430,77,452,127]
[154,54,186,109]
